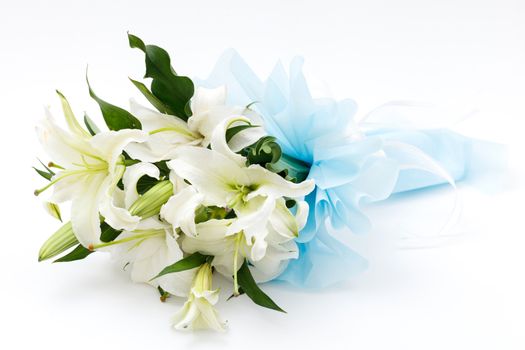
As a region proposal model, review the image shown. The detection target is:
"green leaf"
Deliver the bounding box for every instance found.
[237,260,285,313]
[33,167,53,181]
[129,78,173,115]
[267,153,310,183]
[86,73,142,131]
[128,33,194,120]
[194,205,230,224]
[226,124,259,143]
[242,136,282,167]
[127,32,146,51]
[151,252,211,280]
[154,160,171,178]
[100,222,122,243]
[285,198,297,208]
[39,159,55,175]
[40,159,55,173]
[33,159,55,181]
[136,175,160,195]
[54,244,93,263]
[83,113,100,136]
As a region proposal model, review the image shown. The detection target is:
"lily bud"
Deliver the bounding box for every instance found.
[128,180,173,219]
[38,221,77,261]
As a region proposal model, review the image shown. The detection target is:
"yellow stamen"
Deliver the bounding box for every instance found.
[34,167,107,196]
[48,162,65,170]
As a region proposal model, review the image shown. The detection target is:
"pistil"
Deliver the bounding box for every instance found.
[232,231,244,296]
[88,229,165,251]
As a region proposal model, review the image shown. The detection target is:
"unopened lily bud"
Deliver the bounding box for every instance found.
[38,221,78,261]
[129,180,173,219]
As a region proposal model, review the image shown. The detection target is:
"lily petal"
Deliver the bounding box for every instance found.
[99,164,141,232]
[268,198,299,239]
[122,162,160,208]
[90,129,148,171]
[227,114,266,152]
[229,196,275,261]
[250,238,298,283]
[70,173,108,247]
[37,108,97,168]
[160,186,203,237]
[191,86,227,117]
[210,116,250,166]
[126,100,198,162]
[245,165,315,200]
[168,146,249,206]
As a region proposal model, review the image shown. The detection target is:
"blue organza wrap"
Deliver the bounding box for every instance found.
[197,50,506,289]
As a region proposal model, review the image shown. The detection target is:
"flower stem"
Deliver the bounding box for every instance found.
[233,232,244,296]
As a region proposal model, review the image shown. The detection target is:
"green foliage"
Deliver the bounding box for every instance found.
[242,136,282,167]
[87,74,142,131]
[33,159,55,181]
[133,175,160,195]
[151,252,212,280]
[33,167,53,181]
[225,124,259,143]
[267,153,310,183]
[54,244,93,263]
[236,260,285,313]
[128,33,194,120]
[240,136,310,183]
[100,222,122,243]
[83,113,100,135]
[285,198,297,209]
[129,78,172,115]
[194,206,231,224]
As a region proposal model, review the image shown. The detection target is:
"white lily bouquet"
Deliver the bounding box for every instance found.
[34,34,503,331]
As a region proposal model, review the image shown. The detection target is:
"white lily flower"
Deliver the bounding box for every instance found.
[124,100,200,162]
[88,162,194,296]
[188,86,264,149]
[172,262,225,331]
[181,199,309,283]
[166,143,314,261]
[121,161,161,208]
[35,95,148,247]
[160,186,204,238]
[249,199,309,282]
[125,86,264,162]
[96,217,194,297]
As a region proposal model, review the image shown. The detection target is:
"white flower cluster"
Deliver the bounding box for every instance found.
[36,87,314,331]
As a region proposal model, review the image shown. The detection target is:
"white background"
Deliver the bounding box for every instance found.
[1,0,524,349]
